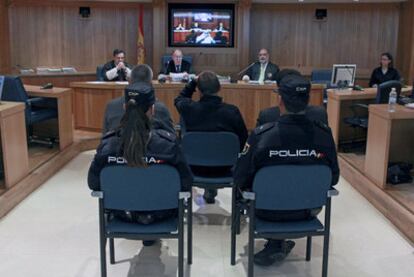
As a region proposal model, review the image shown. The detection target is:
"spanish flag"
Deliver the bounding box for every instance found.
[137,4,145,64]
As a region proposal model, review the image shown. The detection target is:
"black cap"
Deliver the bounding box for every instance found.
[275,74,310,113]
[124,82,155,110]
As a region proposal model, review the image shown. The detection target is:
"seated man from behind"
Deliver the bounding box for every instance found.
[88,82,192,246]
[175,71,248,204]
[103,49,133,81]
[102,64,174,134]
[234,74,339,266]
[256,69,328,126]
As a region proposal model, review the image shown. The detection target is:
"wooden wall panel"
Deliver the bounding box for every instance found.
[8,3,153,72]
[397,0,414,82]
[153,0,247,77]
[249,3,400,78]
[0,0,11,74]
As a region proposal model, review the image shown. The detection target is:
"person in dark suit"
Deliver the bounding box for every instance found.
[256,106,328,127]
[163,49,193,75]
[369,52,401,87]
[175,71,248,204]
[256,68,328,126]
[243,48,280,83]
[102,64,174,134]
[102,49,133,81]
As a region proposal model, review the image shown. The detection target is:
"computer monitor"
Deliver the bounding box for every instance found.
[412,79,414,98]
[0,75,4,101]
[331,64,356,87]
[376,80,402,104]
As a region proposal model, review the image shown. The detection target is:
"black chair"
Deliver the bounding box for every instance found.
[231,165,338,277]
[1,76,58,147]
[96,65,105,81]
[343,80,402,142]
[181,131,239,190]
[92,165,192,277]
[311,69,332,86]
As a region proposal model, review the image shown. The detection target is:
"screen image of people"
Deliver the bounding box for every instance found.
[171,9,232,46]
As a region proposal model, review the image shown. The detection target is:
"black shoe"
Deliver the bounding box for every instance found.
[142,240,156,247]
[203,189,217,204]
[253,240,296,266]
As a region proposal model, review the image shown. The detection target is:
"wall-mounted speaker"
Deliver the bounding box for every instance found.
[79,7,91,18]
[315,9,327,21]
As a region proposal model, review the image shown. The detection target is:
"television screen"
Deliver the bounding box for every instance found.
[168,3,235,48]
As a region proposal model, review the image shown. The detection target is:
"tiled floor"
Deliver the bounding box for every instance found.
[0,151,413,277]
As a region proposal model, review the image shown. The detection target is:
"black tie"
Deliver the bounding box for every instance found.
[176,65,180,72]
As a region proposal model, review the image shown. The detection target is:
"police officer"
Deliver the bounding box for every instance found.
[234,74,339,266]
[175,71,248,204]
[88,82,192,245]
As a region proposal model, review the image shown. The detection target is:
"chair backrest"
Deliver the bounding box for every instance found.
[100,165,181,211]
[311,69,333,85]
[161,55,193,71]
[253,165,332,211]
[96,65,105,81]
[376,80,402,104]
[181,131,240,167]
[1,76,29,102]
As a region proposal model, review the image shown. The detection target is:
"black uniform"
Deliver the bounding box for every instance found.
[234,114,339,220]
[88,129,192,191]
[175,80,248,148]
[369,67,401,87]
[234,114,339,190]
[256,106,328,127]
[102,60,133,81]
[87,128,193,224]
[164,60,192,75]
[245,62,280,82]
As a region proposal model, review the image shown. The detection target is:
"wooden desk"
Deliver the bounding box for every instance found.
[365,105,414,188]
[20,72,96,88]
[0,102,29,188]
[24,85,74,150]
[327,87,412,145]
[70,81,325,132]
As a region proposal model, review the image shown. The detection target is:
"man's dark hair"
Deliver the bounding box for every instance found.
[113,49,125,56]
[275,69,302,83]
[130,64,153,84]
[197,71,221,95]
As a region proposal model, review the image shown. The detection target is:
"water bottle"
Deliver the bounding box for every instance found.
[388,88,397,112]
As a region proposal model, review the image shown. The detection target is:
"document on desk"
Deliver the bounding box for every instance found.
[87,81,107,84]
[115,81,129,85]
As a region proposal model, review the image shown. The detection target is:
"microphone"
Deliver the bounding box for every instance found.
[237,62,256,76]
[164,59,171,74]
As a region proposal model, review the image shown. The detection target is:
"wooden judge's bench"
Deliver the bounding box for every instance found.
[70,81,325,132]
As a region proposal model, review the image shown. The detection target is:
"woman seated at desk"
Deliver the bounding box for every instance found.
[369,52,401,87]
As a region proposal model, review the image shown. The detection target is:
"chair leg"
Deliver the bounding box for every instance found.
[98,201,107,277]
[178,200,185,277]
[109,238,115,264]
[100,236,107,277]
[231,187,237,265]
[248,205,255,277]
[322,233,330,277]
[187,197,193,265]
[306,236,312,261]
[236,205,241,235]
